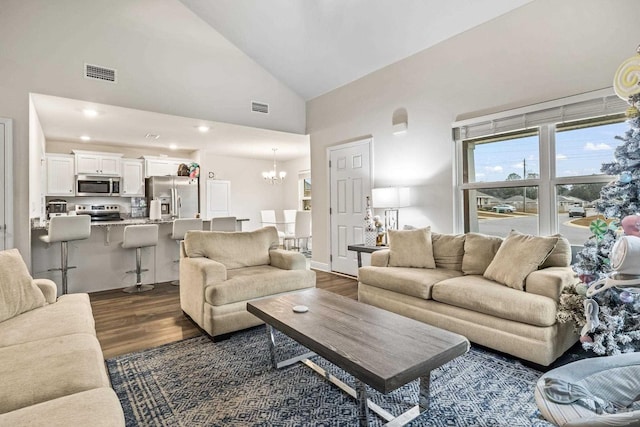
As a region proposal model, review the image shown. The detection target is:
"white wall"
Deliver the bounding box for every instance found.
[0,0,306,265]
[28,96,46,218]
[306,0,640,268]
[199,152,310,230]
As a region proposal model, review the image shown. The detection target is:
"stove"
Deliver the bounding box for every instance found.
[75,204,123,221]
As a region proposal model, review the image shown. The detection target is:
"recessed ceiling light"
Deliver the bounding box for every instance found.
[82,108,98,117]
[80,135,91,141]
[145,133,160,140]
[169,144,177,150]
[197,125,210,133]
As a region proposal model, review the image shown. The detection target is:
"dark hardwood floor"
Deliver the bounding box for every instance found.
[89,269,358,359]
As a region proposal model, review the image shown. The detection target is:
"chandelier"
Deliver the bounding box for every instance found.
[262,148,286,184]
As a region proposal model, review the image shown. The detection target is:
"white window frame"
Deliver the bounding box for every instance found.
[452,88,626,236]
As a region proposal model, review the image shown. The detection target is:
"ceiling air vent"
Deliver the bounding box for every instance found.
[251,101,269,114]
[84,63,117,83]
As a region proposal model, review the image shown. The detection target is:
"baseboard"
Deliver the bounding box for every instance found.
[310,261,329,271]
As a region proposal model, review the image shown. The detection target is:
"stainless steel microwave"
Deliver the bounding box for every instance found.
[76,175,120,197]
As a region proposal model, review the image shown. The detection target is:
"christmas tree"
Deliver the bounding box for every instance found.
[558,48,640,355]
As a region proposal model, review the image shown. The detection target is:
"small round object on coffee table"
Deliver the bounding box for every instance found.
[292,305,308,313]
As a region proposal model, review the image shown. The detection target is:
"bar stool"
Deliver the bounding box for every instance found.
[170,218,202,285]
[210,216,237,231]
[122,224,158,294]
[39,215,91,295]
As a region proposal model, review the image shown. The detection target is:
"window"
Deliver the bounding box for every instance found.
[555,118,627,178]
[455,91,627,244]
[553,117,626,244]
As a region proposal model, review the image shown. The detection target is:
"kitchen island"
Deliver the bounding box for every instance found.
[31,217,249,295]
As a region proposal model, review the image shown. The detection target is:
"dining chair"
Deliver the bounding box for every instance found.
[283,209,297,246]
[284,211,311,252]
[260,210,285,244]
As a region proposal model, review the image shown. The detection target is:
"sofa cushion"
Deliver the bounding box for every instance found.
[205,265,315,306]
[184,227,279,269]
[432,233,465,271]
[484,231,558,290]
[461,233,503,275]
[388,227,435,268]
[432,275,558,327]
[540,234,571,268]
[0,249,46,323]
[0,294,95,348]
[0,388,125,427]
[0,333,110,414]
[525,267,579,302]
[358,266,463,300]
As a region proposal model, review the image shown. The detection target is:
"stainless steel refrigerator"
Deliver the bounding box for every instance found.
[145,176,199,219]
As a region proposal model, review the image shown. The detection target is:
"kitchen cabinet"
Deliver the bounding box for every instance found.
[121,159,145,196]
[46,154,75,196]
[143,155,191,177]
[74,150,122,176]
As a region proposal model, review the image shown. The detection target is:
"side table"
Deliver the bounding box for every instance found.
[347,244,388,268]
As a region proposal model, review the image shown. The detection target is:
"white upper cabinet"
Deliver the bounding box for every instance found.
[143,155,191,177]
[45,154,75,196]
[74,150,122,176]
[121,159,145,197]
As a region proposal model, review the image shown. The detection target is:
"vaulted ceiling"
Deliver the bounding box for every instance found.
[180,0,534,100]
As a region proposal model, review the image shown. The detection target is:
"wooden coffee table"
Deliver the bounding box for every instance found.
[247,288,469,426]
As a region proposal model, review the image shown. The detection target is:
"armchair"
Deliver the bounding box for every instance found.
[179,227,315,337]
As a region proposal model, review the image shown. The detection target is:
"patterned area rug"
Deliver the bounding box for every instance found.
[107,327,553,426]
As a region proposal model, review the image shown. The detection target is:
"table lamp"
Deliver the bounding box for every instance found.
[371,187,411,242]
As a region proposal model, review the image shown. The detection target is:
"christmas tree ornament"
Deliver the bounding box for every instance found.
[589,218,608,236]
[613,47,640,100]
[621,214,640,237]
[625,105,640,118]
[575,282,588,296]
[619,171,633,183]
[620,291,634,304]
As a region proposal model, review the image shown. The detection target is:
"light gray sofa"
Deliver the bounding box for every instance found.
[358,229,580,366]
[0,249,124,426]
[180,227,316,338]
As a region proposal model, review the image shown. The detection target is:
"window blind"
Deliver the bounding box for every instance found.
[453,94,628,141]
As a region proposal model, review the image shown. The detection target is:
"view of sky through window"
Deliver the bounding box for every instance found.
[470,121,627,182]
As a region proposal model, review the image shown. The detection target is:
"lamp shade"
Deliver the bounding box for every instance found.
[371,187,410,208]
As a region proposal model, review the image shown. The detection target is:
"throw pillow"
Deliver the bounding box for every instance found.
[461,233,504,275]
[388,227,436,268]
[0,249,46,323]
[483,230,558,290]
[432,233,465,271]
[539,234,572,268]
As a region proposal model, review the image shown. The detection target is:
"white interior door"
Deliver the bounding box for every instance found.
[206,179,230,219]
[329,139,372,276]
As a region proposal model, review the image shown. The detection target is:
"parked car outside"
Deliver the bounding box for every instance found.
[568,205,586,218]
[492,204,515,213]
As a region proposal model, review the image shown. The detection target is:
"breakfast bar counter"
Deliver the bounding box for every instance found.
[31,217,251,295]
[31,219,179,295]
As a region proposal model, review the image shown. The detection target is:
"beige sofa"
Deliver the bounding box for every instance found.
[358,229,580,366]
[0,249,124,426]
[180,227,316,337]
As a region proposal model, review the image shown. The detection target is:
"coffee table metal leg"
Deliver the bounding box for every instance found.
[418,373,431,412]
[265,324,316,369]
[356,379,370,427]
[264,324,433,426]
